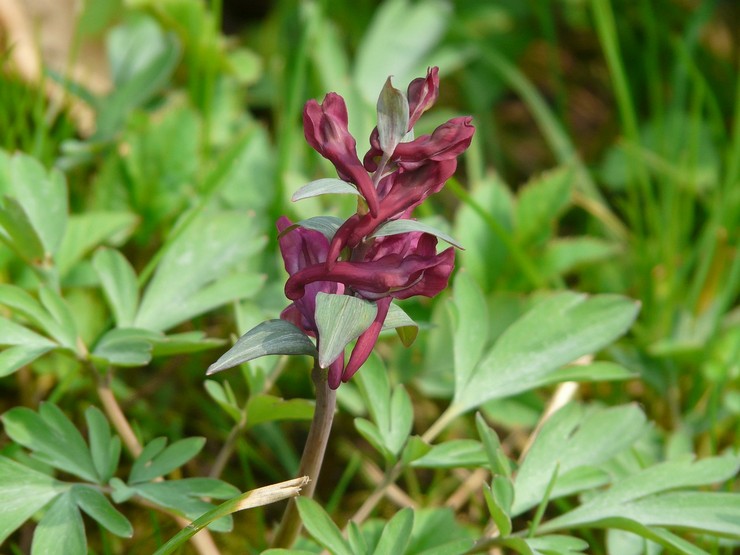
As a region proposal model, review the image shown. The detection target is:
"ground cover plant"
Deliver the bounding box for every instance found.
[0,0,738,554]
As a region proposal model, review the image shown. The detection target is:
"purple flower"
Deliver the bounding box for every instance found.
[303,94,379,217]
[281,67,473,388]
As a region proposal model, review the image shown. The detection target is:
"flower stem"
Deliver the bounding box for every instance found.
[271,362,337,548]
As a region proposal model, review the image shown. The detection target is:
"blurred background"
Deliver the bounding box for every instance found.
[1,0,738,551]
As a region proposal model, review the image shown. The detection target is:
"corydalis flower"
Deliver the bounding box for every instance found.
[279,66,473,389]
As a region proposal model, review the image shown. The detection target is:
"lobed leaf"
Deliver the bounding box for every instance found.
[31,491,85,555]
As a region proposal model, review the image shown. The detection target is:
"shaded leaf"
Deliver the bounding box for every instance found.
[245,395,315,428]
[296,497,352,555]
[314,293,378,368]
[292,178,360,201]
[31,491,85,555]
[93,248,139,327]
[411,440,486,469]
[129,437,205,484]
[71,485,132,538]
[372,219,464,249]
[373,508,414,555]
[0,456,63,544]
[207,319,317,375]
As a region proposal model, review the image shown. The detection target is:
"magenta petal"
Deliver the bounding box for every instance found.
[407,67,439,130]
[342,297,392,383]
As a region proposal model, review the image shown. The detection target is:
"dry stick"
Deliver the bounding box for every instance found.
[271,363,337,549]
[96,370,221,555]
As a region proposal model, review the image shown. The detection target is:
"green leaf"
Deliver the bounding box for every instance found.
[483,481,512,536]
[0,284,67,344]
[314,293,378,369]
[0,456,63,544]
[56,211,138,277]
[100,16,180,135]
[135,211,264,332]
[382,302,418,346]
[204,380,242,422]
[525,535,588,554]
[515,167,572,247]
[150,331,224,357]
[2,404,99,482]
[475,413,511,479]
[91,327,158,367]
[38,287,78,351]
[372,508,414,555]
[372,219,464,249]
[407,507,474,554]
[85,406,119,484]
[0,195,46,262]
[450,272,489,396]
[131,479,238,532]
[129,437,206,484]
[0,344,56,377]
[513,404,647,515]
[31,491,85,555]
[291,178,361,201]
[296,497,352,555]
[539,456,740,539]
[452,293,640,415]
[245,395,315,428]
[411,440,487,469]
[207,319,317,375]
[542,237,619,277]
[71,485,132,538]
[536,361,637,385]
[376,77,409,155]
[0,316,57,349]
[5,153,68,257]
[93,248,139,327]
[354,0,451,104]
[293,216,345,240]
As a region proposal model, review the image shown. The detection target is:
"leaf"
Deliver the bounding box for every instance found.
[539,456,740,539]
[525,535,588,554]
[5,153,68,257]
[382,302,418,346]
[515,167,572,247]
[0,316,57,349]
[475,413,511,479]
[452,293,640,415]
[0,195,45,262]
[411,440,487,469]
[450,272,488,396]
[207,319,317,375]
[56,211,138,277]
[0,284,67,344]
[93,248,139,327]
[291,178,361,201]
[372,508,414,555]
[372,219,464,249]
[542,237,619,277]
[204,380,242,422]
[483,481,512,537]
[91,328,158,367]
[354,0,452,104]
[129,437,206,484]
[376,77,409,155]
[406,507,474,554]
[2,404,99,483]
[296,497,352,555]
[71,485,132,538]
[0,456,63,544]
[131,480,238,532]
[85,406,120,484]
[0,344,56,377]
[31,491,85,555]
[512,404,647,515]
[245,395,315,428]
[135,211,264,332]
[38,287,78,351]
[150,331,224,357]
[314,293,378,369]
[536,361,637,385]
[100,16,180,135]
[289,216,346,241]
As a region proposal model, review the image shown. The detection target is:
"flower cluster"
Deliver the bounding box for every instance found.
[279,67,474,389]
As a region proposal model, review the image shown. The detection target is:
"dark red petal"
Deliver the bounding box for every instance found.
[342,297,392,383]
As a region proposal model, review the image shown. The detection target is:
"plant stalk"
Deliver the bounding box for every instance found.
[271,362,337,548]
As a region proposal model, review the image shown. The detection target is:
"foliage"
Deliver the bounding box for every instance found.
[0,0,737,553]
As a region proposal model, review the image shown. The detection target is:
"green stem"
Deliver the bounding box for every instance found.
[271,362,337,548]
